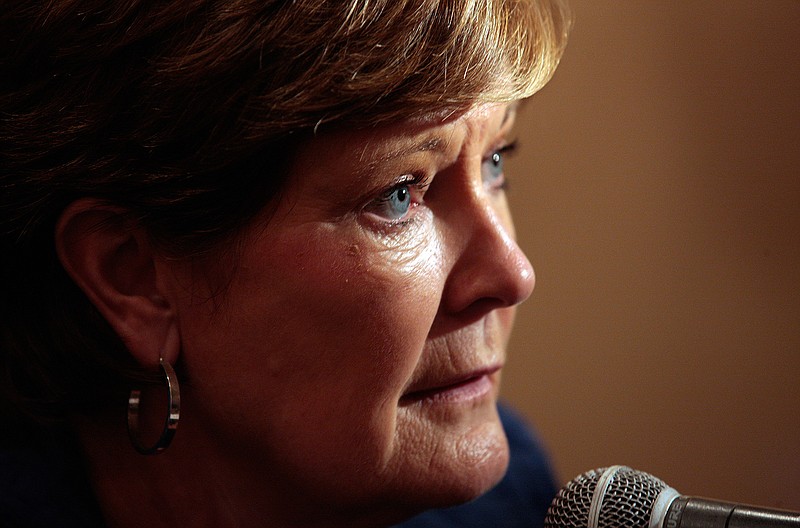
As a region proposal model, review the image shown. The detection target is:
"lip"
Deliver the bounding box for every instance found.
[400,365,502,405]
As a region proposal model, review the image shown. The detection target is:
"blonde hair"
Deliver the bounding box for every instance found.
[162,0,572,135]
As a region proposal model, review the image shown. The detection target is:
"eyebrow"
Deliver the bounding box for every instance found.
[369,136,445,167]
[362,102,519,171]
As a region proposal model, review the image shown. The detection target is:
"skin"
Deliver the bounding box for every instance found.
[70,102,535,527]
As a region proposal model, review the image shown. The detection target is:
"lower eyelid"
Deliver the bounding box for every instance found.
[361,205,429,237]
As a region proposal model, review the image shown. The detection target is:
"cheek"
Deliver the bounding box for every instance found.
[220,231,444,401]
[271,228,449,484]
[275,223,445,361]
[178,222,449,497]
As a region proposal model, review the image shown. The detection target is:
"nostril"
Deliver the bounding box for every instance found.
[454,297,510,326]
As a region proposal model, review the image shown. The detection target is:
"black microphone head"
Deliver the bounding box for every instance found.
[544,466,680,528]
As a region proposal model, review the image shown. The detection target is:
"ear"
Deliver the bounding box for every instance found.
[55,198,179,369]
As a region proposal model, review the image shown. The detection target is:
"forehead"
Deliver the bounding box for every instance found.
[295,102,517,173]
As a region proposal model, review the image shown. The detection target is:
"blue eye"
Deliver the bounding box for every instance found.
[366,174,431,224]
[482,141,517,190]
[374,183,412,221]
[484,151,504,182]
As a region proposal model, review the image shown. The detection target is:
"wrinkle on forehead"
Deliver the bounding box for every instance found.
[362,136,446,169]
[359,101,517,164]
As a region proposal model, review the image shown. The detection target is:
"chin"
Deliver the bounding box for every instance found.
[399,417,511,511]
[333,411,510,527]
[444,422,510,504]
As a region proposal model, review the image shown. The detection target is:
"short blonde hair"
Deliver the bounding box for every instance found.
[229,0,572,130]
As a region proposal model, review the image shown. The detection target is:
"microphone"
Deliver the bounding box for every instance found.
[544,465,800,528]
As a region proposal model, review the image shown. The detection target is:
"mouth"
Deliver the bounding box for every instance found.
[399,366,502,405]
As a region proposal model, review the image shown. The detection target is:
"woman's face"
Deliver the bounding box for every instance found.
[165,102,534,521]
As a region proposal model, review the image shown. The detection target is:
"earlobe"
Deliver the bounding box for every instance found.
[55,199,179,369]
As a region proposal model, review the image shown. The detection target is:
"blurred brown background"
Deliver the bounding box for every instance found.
[502,0,800,509]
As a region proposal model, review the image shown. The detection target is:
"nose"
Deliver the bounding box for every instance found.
[439,195,535,318]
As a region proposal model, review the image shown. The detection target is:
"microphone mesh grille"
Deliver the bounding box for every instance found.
[543,467,605,528]
[544,466,670,528]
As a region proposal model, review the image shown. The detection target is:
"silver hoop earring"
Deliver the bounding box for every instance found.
[127,358,180,455]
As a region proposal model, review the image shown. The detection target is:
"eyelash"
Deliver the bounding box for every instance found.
[374,174,431,203]
[495,140,518,157]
